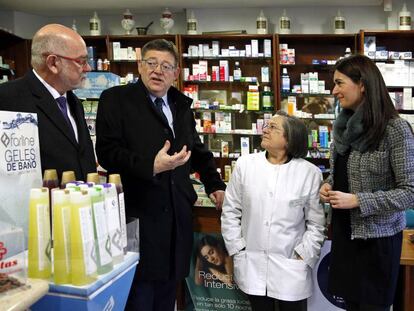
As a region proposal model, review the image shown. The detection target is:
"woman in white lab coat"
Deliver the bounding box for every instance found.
[221,111,326,311]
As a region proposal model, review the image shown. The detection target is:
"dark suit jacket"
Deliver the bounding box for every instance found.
[96,79,226,281]
[0,70,96,181]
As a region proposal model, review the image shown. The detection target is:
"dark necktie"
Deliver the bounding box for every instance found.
[154,97,168,123]
[56,96,75,135]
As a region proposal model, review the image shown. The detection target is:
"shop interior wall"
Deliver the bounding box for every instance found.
[0,0,411,39]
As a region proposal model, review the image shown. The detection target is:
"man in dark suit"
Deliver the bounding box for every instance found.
[96,39,226,311]
[0,24,96,182]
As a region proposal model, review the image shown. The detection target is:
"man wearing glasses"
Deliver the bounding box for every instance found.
[0,23,96,182]
[96,39,225,311]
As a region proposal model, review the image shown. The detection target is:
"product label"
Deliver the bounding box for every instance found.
[400,16,411,26]
[262,95,272,109]
[335,20,345,30]
[79,207,97,275]
[105,197,123,256]
[280,20,290,29]
[37,204,50,271]
[118,193,127,248]
[256,20,267,29]
[61,206,71,273]
[93,201,112,265]
[90,21,99,31]
[187,21,197,31]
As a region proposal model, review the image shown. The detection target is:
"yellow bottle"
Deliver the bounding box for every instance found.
[28,188,51,279]
[70,190,97,285]
[52,189,71,284]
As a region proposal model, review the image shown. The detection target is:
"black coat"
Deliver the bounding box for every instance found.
[0,71,96,181]
[96,79,225,281]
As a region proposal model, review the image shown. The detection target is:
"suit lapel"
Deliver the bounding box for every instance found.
[26,71,78,147]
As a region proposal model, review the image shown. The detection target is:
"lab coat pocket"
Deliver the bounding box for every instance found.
[232,250,247,289]
[268,255,312,299]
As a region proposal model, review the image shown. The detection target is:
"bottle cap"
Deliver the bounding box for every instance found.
[61,171,76,186]
[108,174,122,185]
[87,172,100,184]
[43,169,58,181]
[282,67,288,74]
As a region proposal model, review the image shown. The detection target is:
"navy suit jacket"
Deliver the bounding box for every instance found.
[96,79,226,281]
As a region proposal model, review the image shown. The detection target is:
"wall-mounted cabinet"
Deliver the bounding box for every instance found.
[0,30,30,80]
[178,34,278,176]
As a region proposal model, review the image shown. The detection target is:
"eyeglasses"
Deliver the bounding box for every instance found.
[142,59,176,72]
[43,53,89,68]
[262,123,279,131]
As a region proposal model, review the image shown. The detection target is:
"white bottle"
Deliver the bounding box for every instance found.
[334,10,346,34]
[187,11,198,35]
[279,9,291,34]
[256,10,268,34]
[282,68,290,93]
[89,11,101,36]
[399,3,412,31]
[233,61,242,81]
[345,47,351,57]
[97,58,103,71]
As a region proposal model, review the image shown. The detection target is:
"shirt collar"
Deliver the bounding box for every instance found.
[149,93,168,105]
[32,69,67,101]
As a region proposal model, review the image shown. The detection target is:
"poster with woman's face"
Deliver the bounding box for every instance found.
[186,232,252,311]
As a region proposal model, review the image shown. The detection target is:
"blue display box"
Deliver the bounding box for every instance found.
[31,252,139,311]
[73,72,120,99]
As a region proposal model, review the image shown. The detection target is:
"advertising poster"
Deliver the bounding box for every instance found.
[0,111,42,242]
[186,232,252,311]
[308,241,345,311]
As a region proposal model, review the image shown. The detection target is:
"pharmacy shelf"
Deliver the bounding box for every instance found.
[192,108,273,114]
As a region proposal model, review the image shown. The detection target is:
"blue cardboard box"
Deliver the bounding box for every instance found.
[31,252,138,311]
[74,72,120,99]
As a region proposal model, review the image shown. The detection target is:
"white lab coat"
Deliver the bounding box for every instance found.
[221,152,325,301]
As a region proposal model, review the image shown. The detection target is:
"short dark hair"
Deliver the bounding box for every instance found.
[334,54,398,151]
[275,110,308,158]
[141,39,179,66]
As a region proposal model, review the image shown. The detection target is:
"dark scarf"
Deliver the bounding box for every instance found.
[333,106,368,155]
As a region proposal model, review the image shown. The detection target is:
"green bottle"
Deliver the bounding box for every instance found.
[262,86,274,111]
